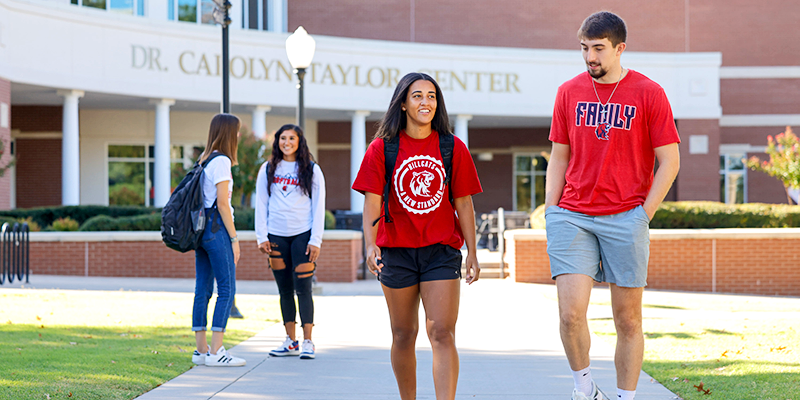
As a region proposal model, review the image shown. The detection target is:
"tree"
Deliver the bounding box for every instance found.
[746,126,800,205]
[0,139,13,177]
[232,126,270,208]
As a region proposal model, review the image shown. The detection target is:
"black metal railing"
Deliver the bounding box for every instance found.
[1,222,30,285]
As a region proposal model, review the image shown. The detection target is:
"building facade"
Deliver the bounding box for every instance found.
[0,0,794,215]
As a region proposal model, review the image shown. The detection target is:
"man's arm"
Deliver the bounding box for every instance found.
[544,142,571,209]
[643,143,680,220]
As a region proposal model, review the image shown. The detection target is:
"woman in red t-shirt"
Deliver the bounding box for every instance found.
[353,72,482,400]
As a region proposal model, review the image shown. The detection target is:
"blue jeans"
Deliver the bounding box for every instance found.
[192,209,236,332]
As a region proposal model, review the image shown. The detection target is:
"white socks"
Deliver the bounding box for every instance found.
[617,388,636,400]
[571,366,593,396]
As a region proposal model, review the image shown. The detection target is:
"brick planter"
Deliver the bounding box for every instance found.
[29,230,363,282]
[504,228,800,296]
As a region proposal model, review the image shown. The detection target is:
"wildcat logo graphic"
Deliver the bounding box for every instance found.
[575,102,637,141]
[410,171,435,197]
[394,155,446,215]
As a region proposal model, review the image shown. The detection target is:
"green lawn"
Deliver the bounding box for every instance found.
[0,290,280,400]
[586,289,800,400]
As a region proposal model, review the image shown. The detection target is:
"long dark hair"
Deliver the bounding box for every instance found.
[267,124,315,197]
[200,113,240,165]
[374,72,451,140]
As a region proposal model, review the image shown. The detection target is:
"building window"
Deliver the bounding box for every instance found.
[170,0,215,24]
[71,0,145,16]
[242,0,286,31]
[108,144,200,206]
[513,154,548,213]
[719,153,747,204]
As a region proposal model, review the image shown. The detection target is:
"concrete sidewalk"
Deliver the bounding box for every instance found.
[6,276,679,399]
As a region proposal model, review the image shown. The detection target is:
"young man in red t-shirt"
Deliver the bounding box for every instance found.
[545,11,681,400]
[354,72,482,400]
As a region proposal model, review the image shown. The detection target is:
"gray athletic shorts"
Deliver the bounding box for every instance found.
[545,205,650,287]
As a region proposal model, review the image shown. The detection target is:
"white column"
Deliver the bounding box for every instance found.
[454,114,472,149]
[150,99,176,207]
[57,89,84,206]
[146,0,168,20]
[269,0,286,32]
[228,0,243,29]
[350,111,370,212]
[250,105,271,139]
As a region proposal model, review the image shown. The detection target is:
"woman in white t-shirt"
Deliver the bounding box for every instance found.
[190,113,246,367]
[255,124,326,360]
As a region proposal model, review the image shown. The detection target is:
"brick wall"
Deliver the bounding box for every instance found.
[676,119,720,201]
[0,78,11,210]
[506,229,800,296]
[29,231,364,282]
[289,0,799,66]
[10,106,63,132]
[15,138,62,208]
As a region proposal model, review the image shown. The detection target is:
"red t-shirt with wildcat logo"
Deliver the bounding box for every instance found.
[353,131,482,249]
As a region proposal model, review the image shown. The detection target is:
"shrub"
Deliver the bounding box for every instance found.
[233,207,255,231]
[51,217,80,232]
[0,206,159,228]
[16,217,41,232]
[745,126,800,204]
[79,213,161,231]
[325,210,336,230]
[530,201,800,229]
[0,216,17,230]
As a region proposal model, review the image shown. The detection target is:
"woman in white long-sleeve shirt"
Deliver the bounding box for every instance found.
[255,124,326,360]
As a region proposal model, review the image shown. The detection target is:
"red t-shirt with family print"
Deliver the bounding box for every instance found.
[353,130,482,249]
[549,69,681,216]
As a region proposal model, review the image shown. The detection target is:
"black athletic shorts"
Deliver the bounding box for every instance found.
[379,243,462,289]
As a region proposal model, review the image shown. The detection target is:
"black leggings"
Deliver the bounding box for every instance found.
[269,230,314,326]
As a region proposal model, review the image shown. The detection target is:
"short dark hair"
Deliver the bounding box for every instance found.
[374,72,451,140]
[577,11,627,47]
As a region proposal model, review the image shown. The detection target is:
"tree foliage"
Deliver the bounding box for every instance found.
[232,126,270,208]
[0,139,14,177]
[746,126,800,204]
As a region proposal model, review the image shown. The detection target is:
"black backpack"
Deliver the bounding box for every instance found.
[161,152,225,252]
[374,132,454,226]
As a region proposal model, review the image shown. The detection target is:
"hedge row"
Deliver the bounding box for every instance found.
[0,206,157,228]
[650,201,800,228]
[530,201,800,229]
[78,208,258,231]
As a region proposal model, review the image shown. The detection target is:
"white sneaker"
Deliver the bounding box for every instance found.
[205,346,246,367]
[191,349,209,365]
[269,336,300,357]
[571,380,605,400]
[299,339,315,359]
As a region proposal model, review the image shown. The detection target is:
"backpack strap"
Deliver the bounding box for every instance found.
[438,132,454,204]
[200,152,226,232]
[199,151,225,168]
[373,134,400,227]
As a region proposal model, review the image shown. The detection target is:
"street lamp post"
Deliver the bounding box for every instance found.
[285,26,316,130]
[212,0,232,113]
[212,1,242,319]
